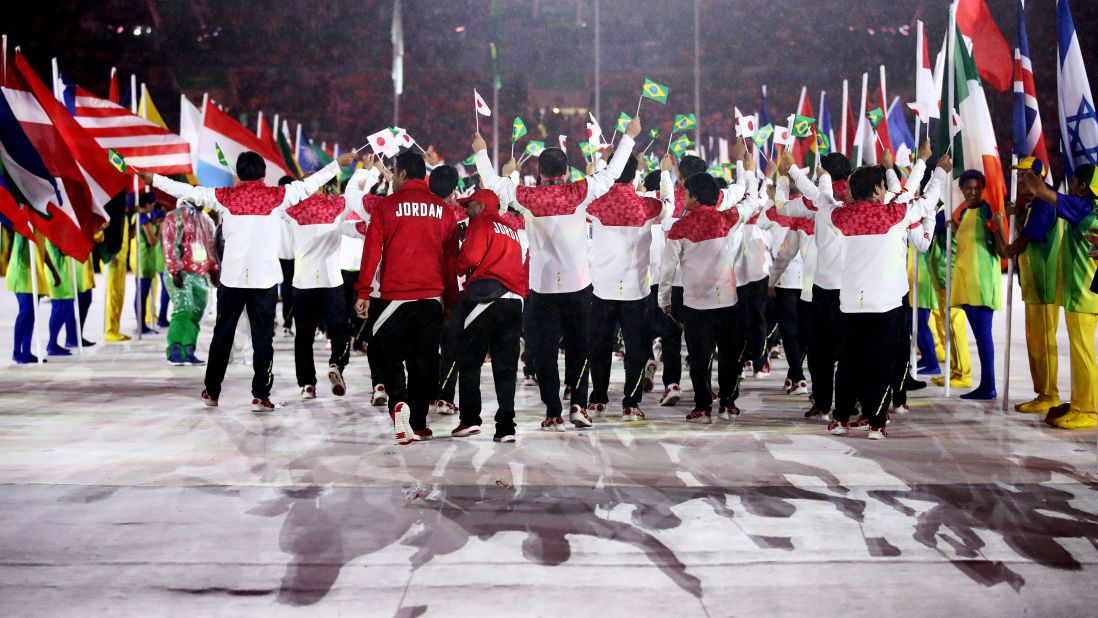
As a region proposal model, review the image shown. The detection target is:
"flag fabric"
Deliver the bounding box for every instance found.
[297,133,322,175]
[641,78,669,104]
[107,148,126,172]
[579,141,597,157]
[757,85,773,168]
[670,134,692,156]
[773,124,794,147]
[474,89,492,116]
[524,141,545,157]
[512,117,527,142]
[753,124,774,149]
[179,95,202,179]
[819,91,835,157]
[815,133,831,156]
[643,153,659,172]
[914,20,940,120]
[616,113,632,133]
[196,99,291,187]
[936,22,1007,218]
[390,126,416,150]
[842,81,857,156]
[276,120,302,178]
[956,0,1012,93]
[558,135,567,150]
[792,114,816,138]
[138,85,169,130]
[1013,0,1048,166]
[569,167,584,182]
[673,113,697,133]
[874,75,894,160]
[108,68,120,105]
[887,98,916,166]
[462,153,477,166]
[791,88,816,168]
[0,177,34,240]
[866,108,885,130]
[648,128,661,140]
[367,128,402,158]
[256,112,279,161]
[1056,0,1098,178]
[66,81,192,176]
[734,108,757,138]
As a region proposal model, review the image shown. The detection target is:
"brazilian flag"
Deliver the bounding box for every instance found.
[752,124,774,149]
[670,134,692,156]
[569,167,585,181]
[579,141,597,156]
[512,117,527,142]
[108,148,126,173]
[643,154,659,171]
[524,141,546,157]
[792,114,817,138]
[641,78,669,104]
[815,132,831,156]
[648,128,662,140]
[616,112,632,133]
[673,113,697,133]
[866,107,885,131]
[706,165,723,178]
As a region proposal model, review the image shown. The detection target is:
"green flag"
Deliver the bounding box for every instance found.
[752,124,774,148]
[107,148,126,173]
[866,108,885,131]
[706,165,723,178]
[670,134,692,156]
[815,132,831,156]
[792,114,817,138]
[641,78,669,104]
[215,143,229,168]
[579,141,597,156]
[512,117,527,142]
[524,141,546,157]
[648,128,662,140]
[643,154,659,171]
[463,153,477,166]
[673,113,697,133]
[616,112,632,133]
[569,167,585,181]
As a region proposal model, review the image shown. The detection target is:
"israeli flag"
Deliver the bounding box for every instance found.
[1057,0,1098,177]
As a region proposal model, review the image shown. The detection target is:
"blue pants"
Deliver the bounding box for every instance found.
[158,273,171,325]
[48,299,75,350]
[13,293,34,359]
[916,308,939,373]
[134,277,152,329]
[963,305,996,393]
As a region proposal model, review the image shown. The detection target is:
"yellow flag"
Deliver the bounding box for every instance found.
[139,87,169,130]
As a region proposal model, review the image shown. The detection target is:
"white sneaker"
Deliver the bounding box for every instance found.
[328,364,346,396]
[642,359,657,393]
[522,375,537,388]
[393,402,413,445]
[660,384,682,406]
[622,407,645,422]
[587,403,606,421]
[787,380,809,395]
[372,384,389,406]
[569,404,593,428]
[300,385,317,400]
[867,428,888,440]
[893,404,910,414]
[754,364,771,378]
[540,416,566,432]
[741,362,753,379]
[652,338,663,362]
[434,400,458,415]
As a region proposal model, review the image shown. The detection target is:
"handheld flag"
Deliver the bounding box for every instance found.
[706,165,723,178]
[569,167,585,181]
[734,108,757,138]
[524,141,546,157]
[108,148,127,173]
[367,128,402,158]
[641,78,669,104]
[616,112,632,133]
[752,124,774,148]
[463,153,477,166]
[815,132,831,156]
[558,135,568,150]
[512,117,527,142]
[474,89,492,116]
[648,128,662,140]
[673,113,697,133]
[643,153,659,171]
[579,141,597,156]
[865,108,885,131]
[773,125,794,147]
[670,134,692,156]
[215,143,229,168]
[792,114,817,138]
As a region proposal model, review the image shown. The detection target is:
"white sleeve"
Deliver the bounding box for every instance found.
[788,165,822,203]
[344,168,380,220]
[908,215,934,253]
[769,228,801,287]
[885,168,903,197]
[660,170,675,217]
[281,161,340,209]
[893,159,927,205]
[475,149,518,210]
[657,238,682,308]
[152,175,223,214]
[582,135,636,206]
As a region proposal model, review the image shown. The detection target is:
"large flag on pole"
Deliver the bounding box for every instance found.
[936,21,1007,218]
[911,20,940,122]
[819,91,835,157]
[887,97,917,168]
[1055,0,1098,178]
[196,99,291,187]
[0,176,34,240]
[179,94,202,180]
[791,86,816,168]
[956,0,1013,93]
[1013,0,1048,166]
[875,66,894,160]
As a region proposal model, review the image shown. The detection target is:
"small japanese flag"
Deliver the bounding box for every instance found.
[734,107,756,138]
[558,135,568,150]
[368,128,401,157]
[474,89,492,117]
[907,101,929,121]
[773,125,794,147]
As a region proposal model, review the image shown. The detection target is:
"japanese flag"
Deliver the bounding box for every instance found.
[734,107,756,138]
[474,89,492,117]
[367,128,401,157]
[558,135,568,150]
[586,122,604,148]
[773,125,794,147]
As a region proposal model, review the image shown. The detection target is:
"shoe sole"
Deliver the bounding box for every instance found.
[685,418,712,424]
[394,405,413,445]
[829,428,848,435]
[494,436,517,443]
[328,368,346,397]
[867,433,886,440]
[541,421,566,432]
[571,418,593,428]
[453,429,481,437]
[660,393,681,406]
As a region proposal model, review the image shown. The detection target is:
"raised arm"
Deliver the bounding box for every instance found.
[472,132,518,209]
[582,118,640,205]
[280,160,340,209]
[148,173,223,214]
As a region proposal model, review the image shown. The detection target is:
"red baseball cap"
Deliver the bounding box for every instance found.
[458,189,500,211]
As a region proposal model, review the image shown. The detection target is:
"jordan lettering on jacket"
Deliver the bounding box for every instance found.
[395,202,446,218]
[493,221,521,242]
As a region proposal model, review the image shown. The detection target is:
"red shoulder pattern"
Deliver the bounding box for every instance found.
[285,194,345,225]
[587,183,660,227]
[214,182,287,216]
[516,180,589,217]
[830,200,908,236]
[666,205,739,242]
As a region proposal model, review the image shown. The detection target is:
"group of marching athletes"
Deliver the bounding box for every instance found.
[124,110,1098,443]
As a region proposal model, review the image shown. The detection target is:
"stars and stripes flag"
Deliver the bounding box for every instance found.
[1056,0,1098,178]
[1013,0,1048,166]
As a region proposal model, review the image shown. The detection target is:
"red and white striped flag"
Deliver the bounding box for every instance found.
[68,85,192,175]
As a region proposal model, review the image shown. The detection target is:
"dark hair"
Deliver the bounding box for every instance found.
[643,170,662,192]
[820,153,851,181]
[277,176,294,186]
[678,155,706,179]
[616,154,639,183]
[959,169,986,187]
[429,165,459,198]
[395,151,426,180]
[538,147,568,178]
[714,176,729,189]
[237,151,267,182]
[464,173,481,191]
[849,165,887,201]
[683,172,718,206]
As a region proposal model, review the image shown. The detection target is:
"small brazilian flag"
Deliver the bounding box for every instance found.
[643,153,659,171]
[512,117,527,142]
[673,113,697,133]
[648,128,662,140]
[107,148,126,173]
[524,141,546,157]
[463,153,477,166]
[752,124,774,148]
[569,167,585,181]
[641,78,669,104]
[579,141,597,156]
[866,107,885,131]
[815,132,831,156]
[706,165,723,178]
[616,112,632,133]
[215,143,229,168]
[670,134,692,156]
[792,114,816,138]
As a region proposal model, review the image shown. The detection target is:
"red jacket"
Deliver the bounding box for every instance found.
[356,178,461,300]
[457,203,528,297]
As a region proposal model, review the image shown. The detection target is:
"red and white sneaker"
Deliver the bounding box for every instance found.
[642,359,657,393]
[623,407,645,422]
[587,403,606,421]
[660,384,682,406]
[827,420,850,435]
[411,427,433,442]
[251,397,276,412]
[451,424,481,437]
[717,405,741,420]
[434,400,458,416]
[867,427,888,440]
[540,416,566,432]
[786,380,809,395]
[372,384,389,406]
[685,409,712,424]
[892,404,910,414]
[854,413,891,430]
[754,363,771,378]
[300,385,317,400]
[328,364,346,396]
[392,402,413,445]
[522,374,538,388]
[569,405,593,428]
[653,338,663,363]
[201,389,218,407]
[493,434,517,443]
[804,406,830,420]
[741,362,753,379]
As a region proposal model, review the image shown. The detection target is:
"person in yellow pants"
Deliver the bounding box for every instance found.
[1021,165,1098,430]
[990,157,1062,413]
[104,216,130,342]
[927,209,973,388]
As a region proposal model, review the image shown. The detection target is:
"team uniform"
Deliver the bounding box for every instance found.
[160,201,218,365]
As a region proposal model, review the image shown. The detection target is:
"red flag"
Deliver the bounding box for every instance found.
[0,185,34,240]
[875,81,894,160]
[956,0,1012,93]
[108,68,120,105]
[792,88,815,167]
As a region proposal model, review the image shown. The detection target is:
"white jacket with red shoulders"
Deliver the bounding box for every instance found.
[586,182,663,301]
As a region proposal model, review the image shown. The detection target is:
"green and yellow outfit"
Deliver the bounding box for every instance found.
[951,201,1002,399]
[928,210,973,386]
[1015,197,1063,412]
[1052,194,1098,429]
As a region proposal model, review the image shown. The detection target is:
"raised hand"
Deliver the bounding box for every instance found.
[882,149,894,171]
[502,158,520,176]
[937,154,953,174]
[731,139,746,162]
[777,150,794,176]
[918,139,933,161]
[625,115,642,139]
[660,153,674,172]
[471,132,487,153]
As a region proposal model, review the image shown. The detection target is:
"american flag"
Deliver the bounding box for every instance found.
[1013,0,1048,165]
[65,84,193,176]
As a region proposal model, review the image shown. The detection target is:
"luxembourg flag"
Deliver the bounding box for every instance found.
[196,98,292,187]
[1014,0,1048,165]
[1056,0,1098,178]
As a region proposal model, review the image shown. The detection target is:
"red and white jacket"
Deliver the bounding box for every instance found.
[475,135,636,294]
[355,178,461,301]
[830,168,945,313]
[658,187,763,311]
[151,161,338,289]
[586,182,663,301]
[457,202,528,297]
[283,193,351,289]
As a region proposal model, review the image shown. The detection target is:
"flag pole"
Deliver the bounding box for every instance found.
[856,72,868,166]
[635,95,643,118]
[841,79,849,156]
[256,111,264,138]
[944,1,957,398]
[27,228,45,363]
[1002,155,1019,411]
[139,82,159,326]
[130,73,143,341]
[52,57,84,356]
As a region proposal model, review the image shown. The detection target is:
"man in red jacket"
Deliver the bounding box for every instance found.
[448,189,528,442]
[354,151,461,445]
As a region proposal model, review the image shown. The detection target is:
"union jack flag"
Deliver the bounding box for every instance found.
[1013,0,1049,165]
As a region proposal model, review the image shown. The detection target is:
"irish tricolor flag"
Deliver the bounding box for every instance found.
[936,23,1005,220]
